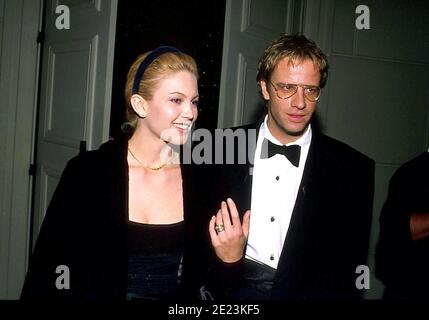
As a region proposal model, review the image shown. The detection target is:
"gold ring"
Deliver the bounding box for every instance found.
[215,223,225,233]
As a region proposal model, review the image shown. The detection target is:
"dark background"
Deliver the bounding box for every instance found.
[110,0,226,139]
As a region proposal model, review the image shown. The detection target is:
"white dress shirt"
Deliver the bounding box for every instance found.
[245,115,312,269]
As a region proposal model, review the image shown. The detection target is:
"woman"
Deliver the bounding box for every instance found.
[21,46,248,300]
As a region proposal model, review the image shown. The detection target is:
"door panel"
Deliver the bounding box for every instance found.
[44,40,92,147]
[218,0,301,127]
[32,0,117,245]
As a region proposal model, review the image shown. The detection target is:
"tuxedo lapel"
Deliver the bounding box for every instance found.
[272,132,334,297]
[225,122,260,215]
[225,164,252,215]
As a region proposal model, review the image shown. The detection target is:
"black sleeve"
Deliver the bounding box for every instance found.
[374,162,426,296]
[376,170,411,281]
[201,256,244,300]
[181,161,245,300]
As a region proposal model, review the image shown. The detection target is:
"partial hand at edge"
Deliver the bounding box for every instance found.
[410,211,429,241]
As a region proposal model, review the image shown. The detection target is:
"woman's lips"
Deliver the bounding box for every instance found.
[173,123,191,134]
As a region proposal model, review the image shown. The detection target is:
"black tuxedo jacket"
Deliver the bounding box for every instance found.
[184,121,375,300]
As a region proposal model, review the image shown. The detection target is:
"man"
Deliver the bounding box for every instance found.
[375,151,429,300]
[186,34,375,300]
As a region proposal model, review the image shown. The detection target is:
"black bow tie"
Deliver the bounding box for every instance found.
[261,138,301,167]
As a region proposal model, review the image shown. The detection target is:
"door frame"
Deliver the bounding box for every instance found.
[0,0,43,299]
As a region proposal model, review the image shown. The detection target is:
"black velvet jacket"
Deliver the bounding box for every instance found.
[21,137,231,300]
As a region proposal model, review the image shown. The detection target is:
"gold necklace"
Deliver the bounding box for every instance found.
[128,147,170,171]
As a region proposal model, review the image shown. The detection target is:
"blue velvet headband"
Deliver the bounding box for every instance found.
[132,46,182,94]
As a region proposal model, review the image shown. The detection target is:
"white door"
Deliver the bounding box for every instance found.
[32,0,117,244]
[218,0,300,127]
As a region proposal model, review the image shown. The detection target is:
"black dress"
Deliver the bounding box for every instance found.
[127,220,184,300]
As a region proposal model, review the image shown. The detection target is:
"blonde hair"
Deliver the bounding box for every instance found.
[123,50,198,132]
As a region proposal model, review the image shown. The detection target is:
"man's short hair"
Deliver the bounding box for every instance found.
[257,34,329,88]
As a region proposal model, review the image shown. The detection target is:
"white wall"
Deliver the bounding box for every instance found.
[0,0,7,301]
[0,0,4,62]
[0,0,41,299]
[304,0,429,299]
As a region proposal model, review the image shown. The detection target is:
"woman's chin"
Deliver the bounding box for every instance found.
[161,129,191,146]
[169,135,190,146]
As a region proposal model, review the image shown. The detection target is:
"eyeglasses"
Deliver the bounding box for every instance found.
[269,81,321,102]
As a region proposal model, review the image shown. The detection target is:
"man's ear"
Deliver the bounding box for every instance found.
[130,94,148,119]
[260,80,271,101]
